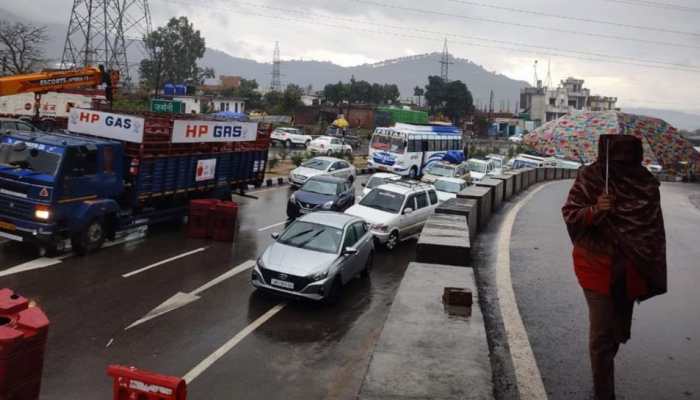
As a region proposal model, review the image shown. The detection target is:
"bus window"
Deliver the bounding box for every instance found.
[408,139,418,152]
[428,140,437,151]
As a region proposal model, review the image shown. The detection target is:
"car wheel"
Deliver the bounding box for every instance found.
[326,149,333,156]
[408,167,418,180]
[286,139,292,148]
[345,148,352,155]
[324,278,342,305]
[384,231,399,251]
[72,218,106,255]
[361,252,374,279]
[305,140,311,148]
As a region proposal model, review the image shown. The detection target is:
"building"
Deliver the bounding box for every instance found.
[200,75,242,92]
[520,77,618,127]
[170,95,246,114]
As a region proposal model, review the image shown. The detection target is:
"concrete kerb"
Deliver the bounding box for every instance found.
[416,214,471,267]
[555,168,563,180]
[545,167,556,180]
[436,197,478,240]
[476,178,504,213]
[511,170,523,194]
[458,186,493,232]
[536,168,545,182]
[492,174,514,202]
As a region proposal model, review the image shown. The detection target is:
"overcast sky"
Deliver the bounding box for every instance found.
[5,0,700,113]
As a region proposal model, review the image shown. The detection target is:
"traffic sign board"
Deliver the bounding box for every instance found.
[150,99,185,113]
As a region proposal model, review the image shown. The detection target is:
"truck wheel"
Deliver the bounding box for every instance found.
[72,219,105,255]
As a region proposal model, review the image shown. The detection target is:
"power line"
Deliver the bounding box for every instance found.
[444,0,700,37]
[155,0,700,74]
[606,0,700,13]
[351,0,700,51]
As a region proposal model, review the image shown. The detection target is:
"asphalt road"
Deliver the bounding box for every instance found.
[509,181,700,400]
[0,176,416,400]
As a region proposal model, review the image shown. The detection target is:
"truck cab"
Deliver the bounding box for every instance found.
[0,130,124,253]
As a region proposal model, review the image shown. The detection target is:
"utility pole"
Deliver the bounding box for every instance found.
[439,38,453,82]
[270,41,282,92]
[533,60,539,87]
[488,90,494,120]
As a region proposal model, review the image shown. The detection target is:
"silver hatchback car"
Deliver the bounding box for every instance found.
[251,212,374,303]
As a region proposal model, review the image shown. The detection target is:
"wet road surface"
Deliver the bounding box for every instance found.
[510,181,700,400]
[0,177,416,400]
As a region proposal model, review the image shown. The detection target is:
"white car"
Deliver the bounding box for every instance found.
[467,158,496,182]
[289,156,357,187]
[486,154,505,176]
[508,134,523,143]
[361,172,402,198]
[270,127,313,148]
[433,177,468,202]
[345,181,438,251]
[421,161,471,184]
[308,136,353,156]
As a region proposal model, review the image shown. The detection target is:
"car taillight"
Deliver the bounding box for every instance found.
[129,158,140,175]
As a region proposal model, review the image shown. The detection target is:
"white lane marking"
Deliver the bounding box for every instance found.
[495,182,552,400]
[183,303,286,384]
[257,221,288,232]
[122,247,207,278]
[125,260,255,330]
[245,185,288,195]
[0,253,71,278]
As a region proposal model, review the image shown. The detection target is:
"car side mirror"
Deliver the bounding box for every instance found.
[271,232,280,240]
[343,246,358,255]
[403,208,414,215]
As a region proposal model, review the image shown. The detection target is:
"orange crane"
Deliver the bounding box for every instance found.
[0,65,119,117]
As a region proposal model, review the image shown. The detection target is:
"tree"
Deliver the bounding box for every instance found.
[282,84,304,112]
[139,17,212,90]
[323,81,348,106]
[414,86,425,107]
[424,76,474,123]
[424,75,447,114]
[382,84,400,104]
[0,21,48,74]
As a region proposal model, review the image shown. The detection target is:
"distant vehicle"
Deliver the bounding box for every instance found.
[486,154,505,175]
[251,212,374,303]
[433,177,468,202]
[645,163,662,174]
[367,123,463,179]
[345,181,438,251]
[361,172,402,198]
[509,154,548,169]
[287,175,355,218]
[508,134,523,143]
[307,136,353,156]
[289,156,356,187]
[0,118,39,133]
[324,127,361,148]
[421,161,470,184]
[467,158,496,182]
[270,127,312,148]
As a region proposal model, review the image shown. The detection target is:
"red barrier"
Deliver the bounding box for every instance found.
[187,199,220,239]
[107,365,187,400]
[0,289,49,400]
[211,201,239,242]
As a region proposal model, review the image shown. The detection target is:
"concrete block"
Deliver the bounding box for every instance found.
[555,168,564,180]
[545,167,556,180]
[436,197,478,240]
[359,263,494,400]
[457,186,492,231]
[475,178,503,212]
[511,170,523,194]
[492,174,513,202]
[536,167,546,182]
[416,214,470,267]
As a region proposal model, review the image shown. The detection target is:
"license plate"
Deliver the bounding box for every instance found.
[0,221,16,231]
[271,278,294,290]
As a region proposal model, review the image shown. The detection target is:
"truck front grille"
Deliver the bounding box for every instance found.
[0,195,35,220]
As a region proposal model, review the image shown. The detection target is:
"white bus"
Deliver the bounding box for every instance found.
[367,123,463,179]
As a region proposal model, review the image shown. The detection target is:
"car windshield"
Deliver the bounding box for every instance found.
[301,179,340,195]
[277,221,343,254]
[425,164,455,177]
[468,161,487,174]
[370,135,406,154]
[434,180,464,193]
[301,158,332,170]
[359,188,405,213]
[0,142,62,176]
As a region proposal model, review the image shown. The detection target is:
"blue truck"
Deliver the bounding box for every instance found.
[0,109,270,254]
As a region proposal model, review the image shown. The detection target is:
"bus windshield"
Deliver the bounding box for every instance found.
[371,135,406,154]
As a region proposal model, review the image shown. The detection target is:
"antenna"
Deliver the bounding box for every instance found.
[440,38,453,82]
[544,59,552,89]
[533,60,539,87]
[61,0,151,83]
[270,41,282,92]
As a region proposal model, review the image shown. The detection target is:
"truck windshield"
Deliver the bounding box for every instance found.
[0,142,62,176]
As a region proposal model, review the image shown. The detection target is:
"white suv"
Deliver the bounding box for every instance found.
[345,181,439,250]
[308,136,353,155]
[270,127,313,148]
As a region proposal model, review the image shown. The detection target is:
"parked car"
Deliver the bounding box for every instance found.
[421,161,470,184]
[508,134,523,143]
[251,212,374,303]
[308,136,353,155]
[345,181,438,251]
[287,175,355,218]
[270,127,312,148]
[433,177,468,202]
[289,156,356,187]
[361,172,402,198]
[0,118,39,134]
[467,158,496,182]
[324,126,361,148]
[486,154,505,176]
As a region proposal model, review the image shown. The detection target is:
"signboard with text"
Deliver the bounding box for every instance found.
[151,99,185,113]
[68,108,144,143]
[171,120,258,143]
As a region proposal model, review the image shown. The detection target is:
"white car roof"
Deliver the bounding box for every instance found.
[369,172,401,179]
[314,136,334,140]
[434,177,466,184]
[375,181,431,195]
[310,156,345,162]
[299,211,360,228]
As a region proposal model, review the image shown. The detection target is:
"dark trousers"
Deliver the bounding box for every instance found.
[583,289,634,400]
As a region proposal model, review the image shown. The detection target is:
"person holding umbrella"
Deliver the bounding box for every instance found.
[562,134,667,400]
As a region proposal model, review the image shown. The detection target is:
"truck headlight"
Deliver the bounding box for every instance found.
[34,205,51,220]
[322,201,334,209]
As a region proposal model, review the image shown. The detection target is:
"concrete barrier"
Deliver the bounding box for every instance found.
[511,170,523,194]
[528,168,537,187]
[492,174,514,202]
[457,186,492,231]
[416,214,470,266]
[476,178,504,212]
[555,168,564,180]
[519,168,530,190]
[436,197,478,240]
[536,167,546,182]
[545,167,556,180]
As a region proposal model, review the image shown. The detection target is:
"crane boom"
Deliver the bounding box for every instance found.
[0,67,118,97]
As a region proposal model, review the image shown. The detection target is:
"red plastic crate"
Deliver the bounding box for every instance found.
[187,199,220,239]
[210,201,239,242]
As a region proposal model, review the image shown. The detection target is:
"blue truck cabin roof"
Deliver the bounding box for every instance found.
[1,130,117,148]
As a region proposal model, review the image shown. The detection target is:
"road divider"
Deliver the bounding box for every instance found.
[125,260,255,330]
[122,247,208,278]
[182,303,285,384]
